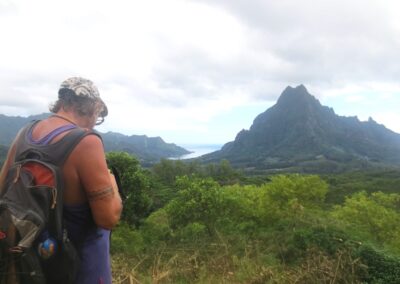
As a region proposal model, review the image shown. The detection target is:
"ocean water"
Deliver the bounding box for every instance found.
[175,144,222,159]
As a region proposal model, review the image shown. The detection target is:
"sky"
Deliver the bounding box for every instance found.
[0,0,399,147]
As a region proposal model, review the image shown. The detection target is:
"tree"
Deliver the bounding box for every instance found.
[106,152,152,227]
[166,176,223,236]
[265,174,328,209]
[332,191,400,251]
[204,159,242,185]
[261,174,329,224]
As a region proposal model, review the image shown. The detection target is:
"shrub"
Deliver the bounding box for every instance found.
[166,176,223,236]
[111,222,144,255]
[355,245,400,284]
[331,191,400,252]
[141,208,172,246]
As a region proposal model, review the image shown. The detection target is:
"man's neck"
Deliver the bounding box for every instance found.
[54,111,93,129]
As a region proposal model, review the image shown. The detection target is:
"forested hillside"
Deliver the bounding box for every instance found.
[107,153,400,283]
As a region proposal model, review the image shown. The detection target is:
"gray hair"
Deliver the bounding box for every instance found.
[49,88,107,121]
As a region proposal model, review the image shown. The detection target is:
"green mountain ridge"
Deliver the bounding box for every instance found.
[0,113,190,163]
[200,85,400,172]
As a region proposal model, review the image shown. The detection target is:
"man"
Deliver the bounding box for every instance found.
[0,77,123,283]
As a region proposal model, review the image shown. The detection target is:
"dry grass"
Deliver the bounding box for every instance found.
[283,248,365,284]
[111,244,364,284]
[112,254,145,284]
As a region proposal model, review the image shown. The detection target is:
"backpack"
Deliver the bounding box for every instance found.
[0,120,98,284]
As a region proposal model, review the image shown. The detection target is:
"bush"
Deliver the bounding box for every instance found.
[166,176,223,236]
[107,152,153,227]
[175,222,208,242]
[217,184,264,235]
[141,208,172,246]
[265,174,328,210]
[355,245,400,284]
[331,191,400,252]
[291,226,348,256]
[111,222,144,255]
[260,175,328,227]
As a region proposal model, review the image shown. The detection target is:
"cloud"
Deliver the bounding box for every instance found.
[1,0,400,143]
[192,0,400,86]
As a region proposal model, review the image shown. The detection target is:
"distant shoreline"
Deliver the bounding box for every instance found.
[173,144,222,159]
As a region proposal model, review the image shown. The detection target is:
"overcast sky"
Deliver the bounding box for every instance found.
[0,0,399,147]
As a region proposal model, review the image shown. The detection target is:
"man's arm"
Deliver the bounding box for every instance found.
[73,134,122,230]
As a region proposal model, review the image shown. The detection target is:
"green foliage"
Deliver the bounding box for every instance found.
[217,184,264,235]
[290,226,348,257]
[323,169,400,204]
[109,163,400,283]
[106,152,153,227]
[166,176,223,236]
[110,222,144,255]
[355,245,400,284]
[332,191,400,251]
[175,222,208,242]
[140,208,172,245]
[152,158,196,185]
[150,159,242,211]
[164,174,330,239]
[203,159,242,185]
[265,174,328,209]
[121,171,153,226]
[152,158,242,187]
[261,175,328,225]
[107,151,140,178]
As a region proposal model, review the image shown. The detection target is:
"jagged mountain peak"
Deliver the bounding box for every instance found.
[251,85,326,131]
[276,84,320,108]
[283,84,308,94]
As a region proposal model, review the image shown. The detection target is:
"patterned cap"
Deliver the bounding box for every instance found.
[59,77,108,116]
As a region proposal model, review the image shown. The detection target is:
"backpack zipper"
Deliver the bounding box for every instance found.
[29,185,58,209]
[51,187,57,209]
[13,164,22,183]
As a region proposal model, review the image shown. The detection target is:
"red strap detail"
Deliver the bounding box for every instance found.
[23,162,55,187]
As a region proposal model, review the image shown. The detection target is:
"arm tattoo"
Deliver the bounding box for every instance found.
[87,187,114,201]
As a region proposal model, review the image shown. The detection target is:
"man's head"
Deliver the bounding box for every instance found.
[50,77,108,125]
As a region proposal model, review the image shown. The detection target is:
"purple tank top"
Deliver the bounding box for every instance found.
[63,204,111,284]
[28,123,112,284]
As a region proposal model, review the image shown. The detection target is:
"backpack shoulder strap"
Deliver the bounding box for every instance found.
[13,120,40,160]
[14,121,102,167]
[50,128,102,167]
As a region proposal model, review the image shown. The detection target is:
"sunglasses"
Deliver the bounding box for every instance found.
[95,116,105,125]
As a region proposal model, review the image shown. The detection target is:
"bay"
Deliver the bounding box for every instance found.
[174,144,222,159]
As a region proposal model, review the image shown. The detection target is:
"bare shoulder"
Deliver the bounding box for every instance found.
[73,133,104,155]
[78,132,103,148]
[68,133,106,168]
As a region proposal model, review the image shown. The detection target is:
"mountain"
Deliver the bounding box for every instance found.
[200,85,400,172]
[0,144,8,165]
[101,131,189,162]
[0,113,190,163]
[0,113,50,146]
